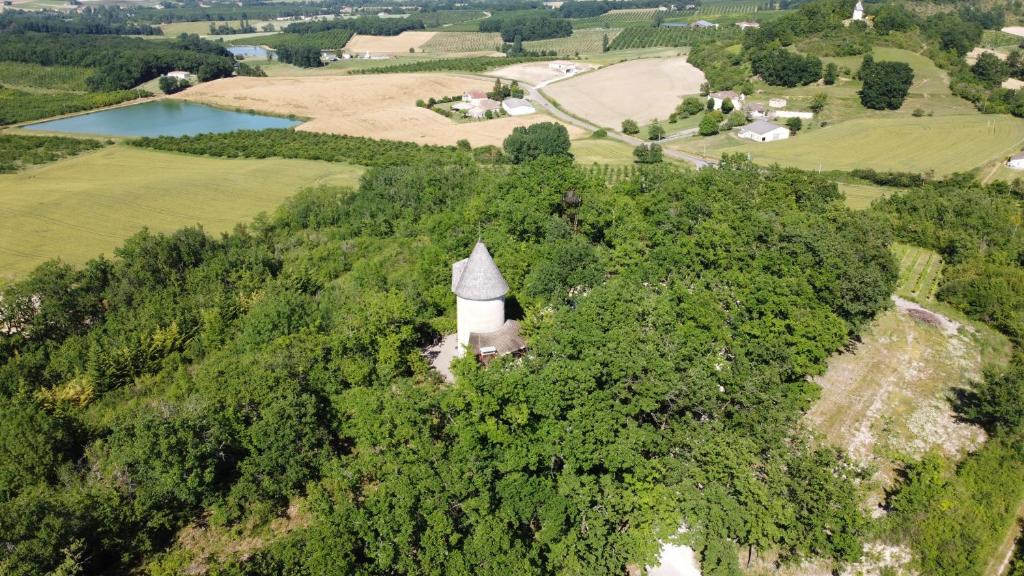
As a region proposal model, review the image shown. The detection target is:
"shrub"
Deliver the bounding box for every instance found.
[621,119,640,135]
[699,113,720,136]
[592,128,607,138]
[786,117,803,133]
[502,122,572,163]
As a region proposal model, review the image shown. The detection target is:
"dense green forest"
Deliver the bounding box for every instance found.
[0,32,234,91]
[0,148,899,575]
[0,8,161,35]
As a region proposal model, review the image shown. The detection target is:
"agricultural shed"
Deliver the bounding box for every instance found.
[737,119,790,142]
[502,98,536,116]
[1007,152,1024,170]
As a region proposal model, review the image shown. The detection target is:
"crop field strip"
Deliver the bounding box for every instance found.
[420,31,503,53]
[608,26,736,50]
[893,243,943,303]
[522,29,622,55]
[260,29,354,50]
[421,9,488,30]
[0,62,93,92]
[695,1,767,14]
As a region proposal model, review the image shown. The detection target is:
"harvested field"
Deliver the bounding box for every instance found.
[1002,26,1024,38]
[542,56,705,128]
[421,31,504,53]
[345,31,438,54]
[177,74,584,147]
[485,60,593,86]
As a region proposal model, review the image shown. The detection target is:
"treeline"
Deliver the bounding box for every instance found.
[262,30,354,66]
[0,150,896,575]
[0,134,104,173]
[0,8,161,35]
[848,168,924,188]
[129,129,477,167]
[0,86,147,125]
[480,13,572,42]
[352,55,551,74]
[872,176,1023,343]
[133,3,336,24]
[0,32,235,91]
[283,15,425,36]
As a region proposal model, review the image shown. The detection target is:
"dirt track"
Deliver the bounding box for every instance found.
[176,74,584,147]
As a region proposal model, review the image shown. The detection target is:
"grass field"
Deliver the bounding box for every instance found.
[160,19,279,37]
[420,31,503,53]
[0,145,363,283]
[670,46,1024,176]
[571,137,637,165]
[522,29,622,55]
[672,114,1024,175]
[839,182,899,209]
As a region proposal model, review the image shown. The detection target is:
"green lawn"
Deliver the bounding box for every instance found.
[571,137,637,165]
[0,145,363,283]
[839,181,899,210]
[672,113,1024,176]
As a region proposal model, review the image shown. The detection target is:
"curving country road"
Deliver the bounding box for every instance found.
[524,84,716,169]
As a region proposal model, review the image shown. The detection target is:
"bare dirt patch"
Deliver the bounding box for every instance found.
[177,74,584,147]
[542,56,705,128]
[345,31,437,54]
[486,61,594,86]
[1002,26,1024,38]
[805,297,995,502]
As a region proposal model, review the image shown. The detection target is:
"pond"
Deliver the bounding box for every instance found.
[24,100,300,137]
[227,45,274,59]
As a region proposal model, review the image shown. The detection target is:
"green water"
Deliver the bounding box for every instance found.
[26,100,300,137]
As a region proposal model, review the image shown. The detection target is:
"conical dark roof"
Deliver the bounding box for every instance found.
[451,242,509,300]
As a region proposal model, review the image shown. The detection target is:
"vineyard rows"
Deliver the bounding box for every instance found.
[0,62,92,92]
[571,8,656,29]
[694,2,767,15]
[607,26,730,50]
[522,29,622,55]
[421,31,503,53]
[261,29,354,50]
[585,163,678,184]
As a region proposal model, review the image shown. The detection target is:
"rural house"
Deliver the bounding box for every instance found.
[451,242,525,360]
[466,98,500,119]
[693,19,718,28]
[709,90,744,111]
[462,89,488,105]
[737,119,790,142]
[736,20,760,29]
[1007,152,1024,170]
[745,102,767,119]
[166,70,190,81]
[502,98,536,116]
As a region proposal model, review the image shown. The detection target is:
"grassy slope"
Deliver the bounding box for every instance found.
[670,47,1024,175]
[839,181,899,209]
[571,136,638,165]
[0,145,363,282]
[806,243,1012,497]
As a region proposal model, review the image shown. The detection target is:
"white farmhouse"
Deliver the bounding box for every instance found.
[166,70,190,81]
[451,242,525,359]
[466,98,500,119]
[502,97,535,116]
[1008,152,1024,170]
[709,90,744,111]
[549,60,578,74]
[736,20,760,30]
[745,102,767,119]
[737,119,790,142]
[852,0,864,20]
[462,89,488,105]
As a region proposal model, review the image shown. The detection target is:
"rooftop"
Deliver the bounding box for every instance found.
[741,119,786,135]
[452,242,509,300]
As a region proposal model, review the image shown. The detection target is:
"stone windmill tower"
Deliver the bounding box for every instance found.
[450,242,524,358]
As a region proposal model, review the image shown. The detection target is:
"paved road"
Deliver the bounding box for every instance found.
[525,85,716,169]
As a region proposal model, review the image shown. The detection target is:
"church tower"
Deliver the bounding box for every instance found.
[852,0,864,20]
[451,242,509,355]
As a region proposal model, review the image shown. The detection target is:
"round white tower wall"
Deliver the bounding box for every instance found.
[456,296,505,352]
